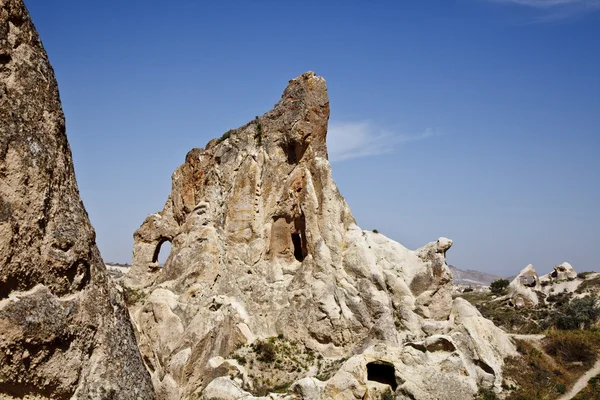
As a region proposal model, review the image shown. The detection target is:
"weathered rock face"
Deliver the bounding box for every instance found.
[507,264,541,307]
[541,261,578,282]
[0,1,154,398]
[126,72,516,399]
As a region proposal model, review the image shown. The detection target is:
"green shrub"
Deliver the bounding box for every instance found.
[255,117,263,144]
[490,279,510,295]
[217,129,234,143]
[476,388,499,400]
[254,340,276,362]
[555,296,600,330]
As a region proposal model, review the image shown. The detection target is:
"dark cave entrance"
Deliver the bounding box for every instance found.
[291,215,307,262]
[152,238,172,267]
[366,361,397,391]
[292,233,304,262]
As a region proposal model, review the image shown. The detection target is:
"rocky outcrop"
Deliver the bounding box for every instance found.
[0,1,154,398]
[507,264,541,307]
[540,262,578,282]
[125,72,516,399]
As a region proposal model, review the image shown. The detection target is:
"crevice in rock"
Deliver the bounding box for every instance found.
[425,337,456,352]
[474,359,495,376]
[366,361,398,391]
[0,273,20,299]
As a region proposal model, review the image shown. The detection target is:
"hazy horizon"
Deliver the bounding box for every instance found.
[24,0,600,276]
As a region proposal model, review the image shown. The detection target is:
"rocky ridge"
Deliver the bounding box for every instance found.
[124,72,517,399]
[507,262,591,308]
[0,1,154,398]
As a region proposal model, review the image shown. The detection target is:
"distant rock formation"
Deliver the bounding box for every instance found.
[507,264,541,307]
[540,262,577,282]
[508,262,584,308]
[0,1,154,398]
[125,72,516,399]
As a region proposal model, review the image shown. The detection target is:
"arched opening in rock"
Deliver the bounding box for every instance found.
[520,275,537,288]
[152,238,172,267]
[366,361,397,391]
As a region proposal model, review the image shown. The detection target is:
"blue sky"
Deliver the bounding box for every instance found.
[25,0,599,275]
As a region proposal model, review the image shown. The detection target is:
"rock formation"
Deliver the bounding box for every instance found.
[507,264,541,307]
[0,1,154,398]
[125,72,516,399]
[540,262,578,282]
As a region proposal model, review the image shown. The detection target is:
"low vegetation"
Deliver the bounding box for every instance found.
[573,375,600,399]
[458,276,600,399]
[503,334,596,399]
[490,279,509,295]
[231,335,346,396]
[216,129,235,144]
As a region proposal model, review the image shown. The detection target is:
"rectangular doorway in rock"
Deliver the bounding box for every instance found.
[366,361,398,391]
[291,215,307,262]
[291,233,304,261]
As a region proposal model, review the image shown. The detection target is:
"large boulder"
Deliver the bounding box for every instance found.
[124,72,516,399]
[0,1,154,398]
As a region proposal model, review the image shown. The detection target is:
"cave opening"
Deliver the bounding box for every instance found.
[366,361,397,391]
[291,233,304,261]
[152,238,172,267]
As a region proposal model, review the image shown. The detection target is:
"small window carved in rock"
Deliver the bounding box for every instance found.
[366,361,398,391]
[292,233,304,262]
[152,238,172,268]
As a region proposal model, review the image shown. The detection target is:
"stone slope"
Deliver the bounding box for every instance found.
[125,72,516,400]
[0,1,154,398]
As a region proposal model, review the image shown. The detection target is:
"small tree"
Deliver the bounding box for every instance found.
[490,279,509,295]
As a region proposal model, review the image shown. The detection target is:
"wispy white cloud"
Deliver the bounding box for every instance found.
[483,0,600,20]
[327,121,438,162]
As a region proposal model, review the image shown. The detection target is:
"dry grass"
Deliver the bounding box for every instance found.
[504,331,600,399]
[504,339,574,399]
[573,375,600,399]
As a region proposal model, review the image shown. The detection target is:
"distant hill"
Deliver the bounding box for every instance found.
[449,265,506,286]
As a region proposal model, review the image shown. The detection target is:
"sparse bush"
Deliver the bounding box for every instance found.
[490,279,510,295]
[476,388,499,400]
[463,287,474,293]
[255,117,263,144]
[217,129,234,143]
[544,330,598,367]
[123,286,146,306]
[555,296,600,330]
[372,229,379,234]
[254,340,276,363]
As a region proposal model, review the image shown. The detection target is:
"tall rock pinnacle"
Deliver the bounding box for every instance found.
[125,72,516,399]
[0,1,154,398]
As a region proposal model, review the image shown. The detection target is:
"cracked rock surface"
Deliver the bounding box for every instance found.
[0,1,154,398]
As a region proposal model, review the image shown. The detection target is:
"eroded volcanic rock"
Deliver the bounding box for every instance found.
[125,72,516,399]
[0,1,154,398]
